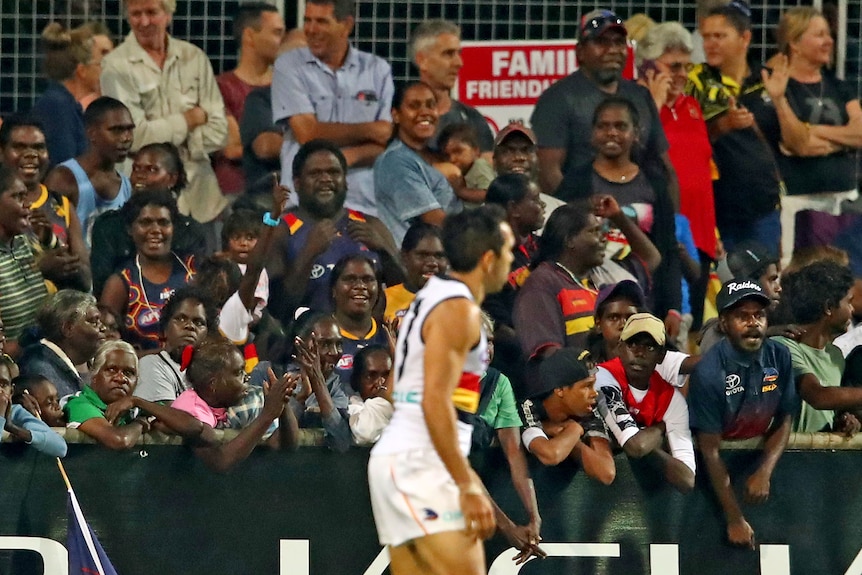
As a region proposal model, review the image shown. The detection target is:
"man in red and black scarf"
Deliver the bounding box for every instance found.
[595,312,696,493]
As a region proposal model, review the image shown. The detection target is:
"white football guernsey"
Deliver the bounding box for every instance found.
[372,275,489,457]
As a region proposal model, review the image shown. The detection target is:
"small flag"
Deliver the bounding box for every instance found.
[59,460,119,575]
[67,491,119,575]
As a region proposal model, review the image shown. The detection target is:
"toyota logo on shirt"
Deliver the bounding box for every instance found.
[725,374,744,396]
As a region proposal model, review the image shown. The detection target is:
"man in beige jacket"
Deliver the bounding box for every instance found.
[101,0,228,252]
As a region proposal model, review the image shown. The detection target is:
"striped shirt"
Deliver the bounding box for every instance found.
[0,236,48,340]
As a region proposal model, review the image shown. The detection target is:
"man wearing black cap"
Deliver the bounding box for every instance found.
[530,9,678,204]
[520,347,616,484]
[689,279,797,548]
[596,313,696,493]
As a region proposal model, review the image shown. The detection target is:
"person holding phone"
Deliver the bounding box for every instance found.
[637,22,716,336]
[686,1,790,257]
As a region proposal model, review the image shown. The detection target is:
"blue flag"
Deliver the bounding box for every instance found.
[67,489,119,575]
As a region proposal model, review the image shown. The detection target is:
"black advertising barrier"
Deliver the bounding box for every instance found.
[1,435,862,575]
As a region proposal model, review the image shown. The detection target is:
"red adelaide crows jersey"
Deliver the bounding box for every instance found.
[372,275,489,457]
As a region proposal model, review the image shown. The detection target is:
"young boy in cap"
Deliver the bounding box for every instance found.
[520,347,616,484]
[689,279,797,549]
[596,313,696,493]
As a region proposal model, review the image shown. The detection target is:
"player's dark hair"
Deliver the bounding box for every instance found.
[442,204,507,272]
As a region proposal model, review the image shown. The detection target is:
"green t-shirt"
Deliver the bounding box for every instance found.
[64,386,134,428]
[479,372,523,430]
[772,337,845,433]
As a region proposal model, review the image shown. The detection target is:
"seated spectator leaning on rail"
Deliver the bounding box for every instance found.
[597,313,696,493]
[288,312,351,453]
[19,290,107,399]
[133,286,215,404]
[0,363,67,457]
[64,340,156,450]
[347,343,393,446]
[587,280,699,380]
[169,337,300,471]
[519,347,616,485]
[772,261,862,435]
[688,279,797,549]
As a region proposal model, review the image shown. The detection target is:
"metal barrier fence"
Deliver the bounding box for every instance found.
[0,0,858,116]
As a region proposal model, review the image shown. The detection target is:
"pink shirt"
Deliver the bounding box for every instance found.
[171,389,228,428]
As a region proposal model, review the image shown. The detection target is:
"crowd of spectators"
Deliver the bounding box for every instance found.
[2,0,862,555]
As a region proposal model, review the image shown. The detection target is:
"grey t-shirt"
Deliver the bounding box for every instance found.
[530,71,668,178]
[134,350,189,403]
